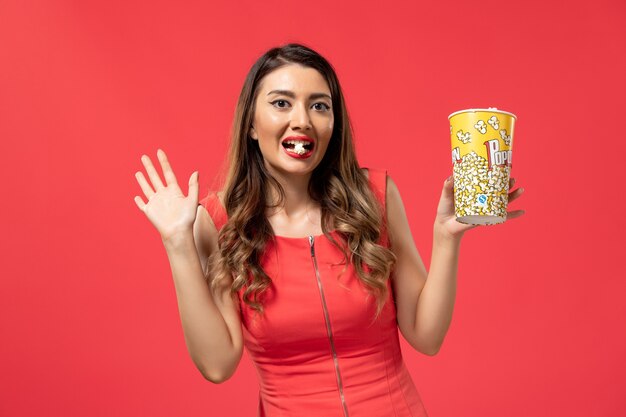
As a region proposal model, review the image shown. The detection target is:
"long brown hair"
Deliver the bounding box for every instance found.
[206,43,396,321]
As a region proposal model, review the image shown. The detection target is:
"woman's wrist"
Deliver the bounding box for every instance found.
[161,228,195,252]
[433,221,464,245]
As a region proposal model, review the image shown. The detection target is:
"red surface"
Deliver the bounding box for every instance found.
[1,0,624,416]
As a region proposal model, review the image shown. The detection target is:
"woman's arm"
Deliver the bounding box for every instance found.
[386,174,524,356]
[135,150,243,382]
[163,204,244,383]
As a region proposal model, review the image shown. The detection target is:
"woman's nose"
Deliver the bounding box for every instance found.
[290,103,312,130]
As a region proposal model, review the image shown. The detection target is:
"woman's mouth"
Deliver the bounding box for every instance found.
[281,138,315,159]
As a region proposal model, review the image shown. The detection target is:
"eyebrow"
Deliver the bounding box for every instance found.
[267,89,332,100]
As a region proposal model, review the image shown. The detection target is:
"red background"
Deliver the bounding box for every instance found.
[1,0,625,416]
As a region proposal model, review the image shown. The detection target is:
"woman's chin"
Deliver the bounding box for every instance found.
[264,158,319,178]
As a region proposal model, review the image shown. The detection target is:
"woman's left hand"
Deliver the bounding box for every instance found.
[434,175,526,239]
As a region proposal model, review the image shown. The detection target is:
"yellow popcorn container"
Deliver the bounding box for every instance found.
[448,108,516,225]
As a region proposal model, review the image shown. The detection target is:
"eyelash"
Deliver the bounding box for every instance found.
[270,100,331,111]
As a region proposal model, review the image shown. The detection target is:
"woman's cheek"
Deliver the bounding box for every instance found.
[327,115,334,133]
[267,112,283,124]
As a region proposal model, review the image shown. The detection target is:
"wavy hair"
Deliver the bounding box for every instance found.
[205,43,396,321]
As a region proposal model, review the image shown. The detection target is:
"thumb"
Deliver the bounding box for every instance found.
[440,175,454,199]
[436,175,455,215]
[188,171,199,204]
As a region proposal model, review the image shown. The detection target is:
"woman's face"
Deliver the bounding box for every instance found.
[250,64,334,180]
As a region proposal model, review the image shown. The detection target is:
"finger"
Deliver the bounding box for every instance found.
[508,187,524,202]
[134,195,147,213]
[157,149,180,187]
[141,154,165,190]
[509,177,516,188]
[506,209,525,220]
[135,171,156,200]
[188,171,199,205]
[440,176,454,201]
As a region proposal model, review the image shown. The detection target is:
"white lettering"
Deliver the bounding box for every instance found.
[484,139,512,170]
[452,147,461,164]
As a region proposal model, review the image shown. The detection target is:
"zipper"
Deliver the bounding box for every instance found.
[309,235,350,417]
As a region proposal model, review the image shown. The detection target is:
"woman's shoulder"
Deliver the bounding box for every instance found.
[360,167,388,199]
[199,190,228,231]
[358,167,389,246]
[199,189,225,206]
[360,166,388,180]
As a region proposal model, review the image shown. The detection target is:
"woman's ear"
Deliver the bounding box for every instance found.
[249,126,258,140]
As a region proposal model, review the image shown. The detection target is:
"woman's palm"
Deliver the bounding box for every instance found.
[134,149,199,240]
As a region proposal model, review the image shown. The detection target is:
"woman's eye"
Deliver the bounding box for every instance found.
[270,100,330,111]
[271,100,290,108]
[314,103,331,111]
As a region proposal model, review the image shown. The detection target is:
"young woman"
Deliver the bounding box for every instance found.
[133,43,525,416]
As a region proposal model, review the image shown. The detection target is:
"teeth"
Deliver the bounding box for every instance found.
[284,140,311,146]
[283,139,312,156]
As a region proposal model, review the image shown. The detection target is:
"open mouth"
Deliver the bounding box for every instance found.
[281,139,315,155]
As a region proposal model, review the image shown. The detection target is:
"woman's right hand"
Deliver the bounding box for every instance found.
[134,149,199,242]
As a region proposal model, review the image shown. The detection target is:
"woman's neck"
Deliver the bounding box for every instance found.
[265,171,317,218]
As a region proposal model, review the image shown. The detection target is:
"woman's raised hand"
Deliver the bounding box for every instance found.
[134,149,199,241]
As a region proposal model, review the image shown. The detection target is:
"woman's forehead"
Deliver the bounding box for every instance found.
[258,65,330,96]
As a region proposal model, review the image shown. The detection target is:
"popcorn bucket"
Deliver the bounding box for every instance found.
[448,108,516,225]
